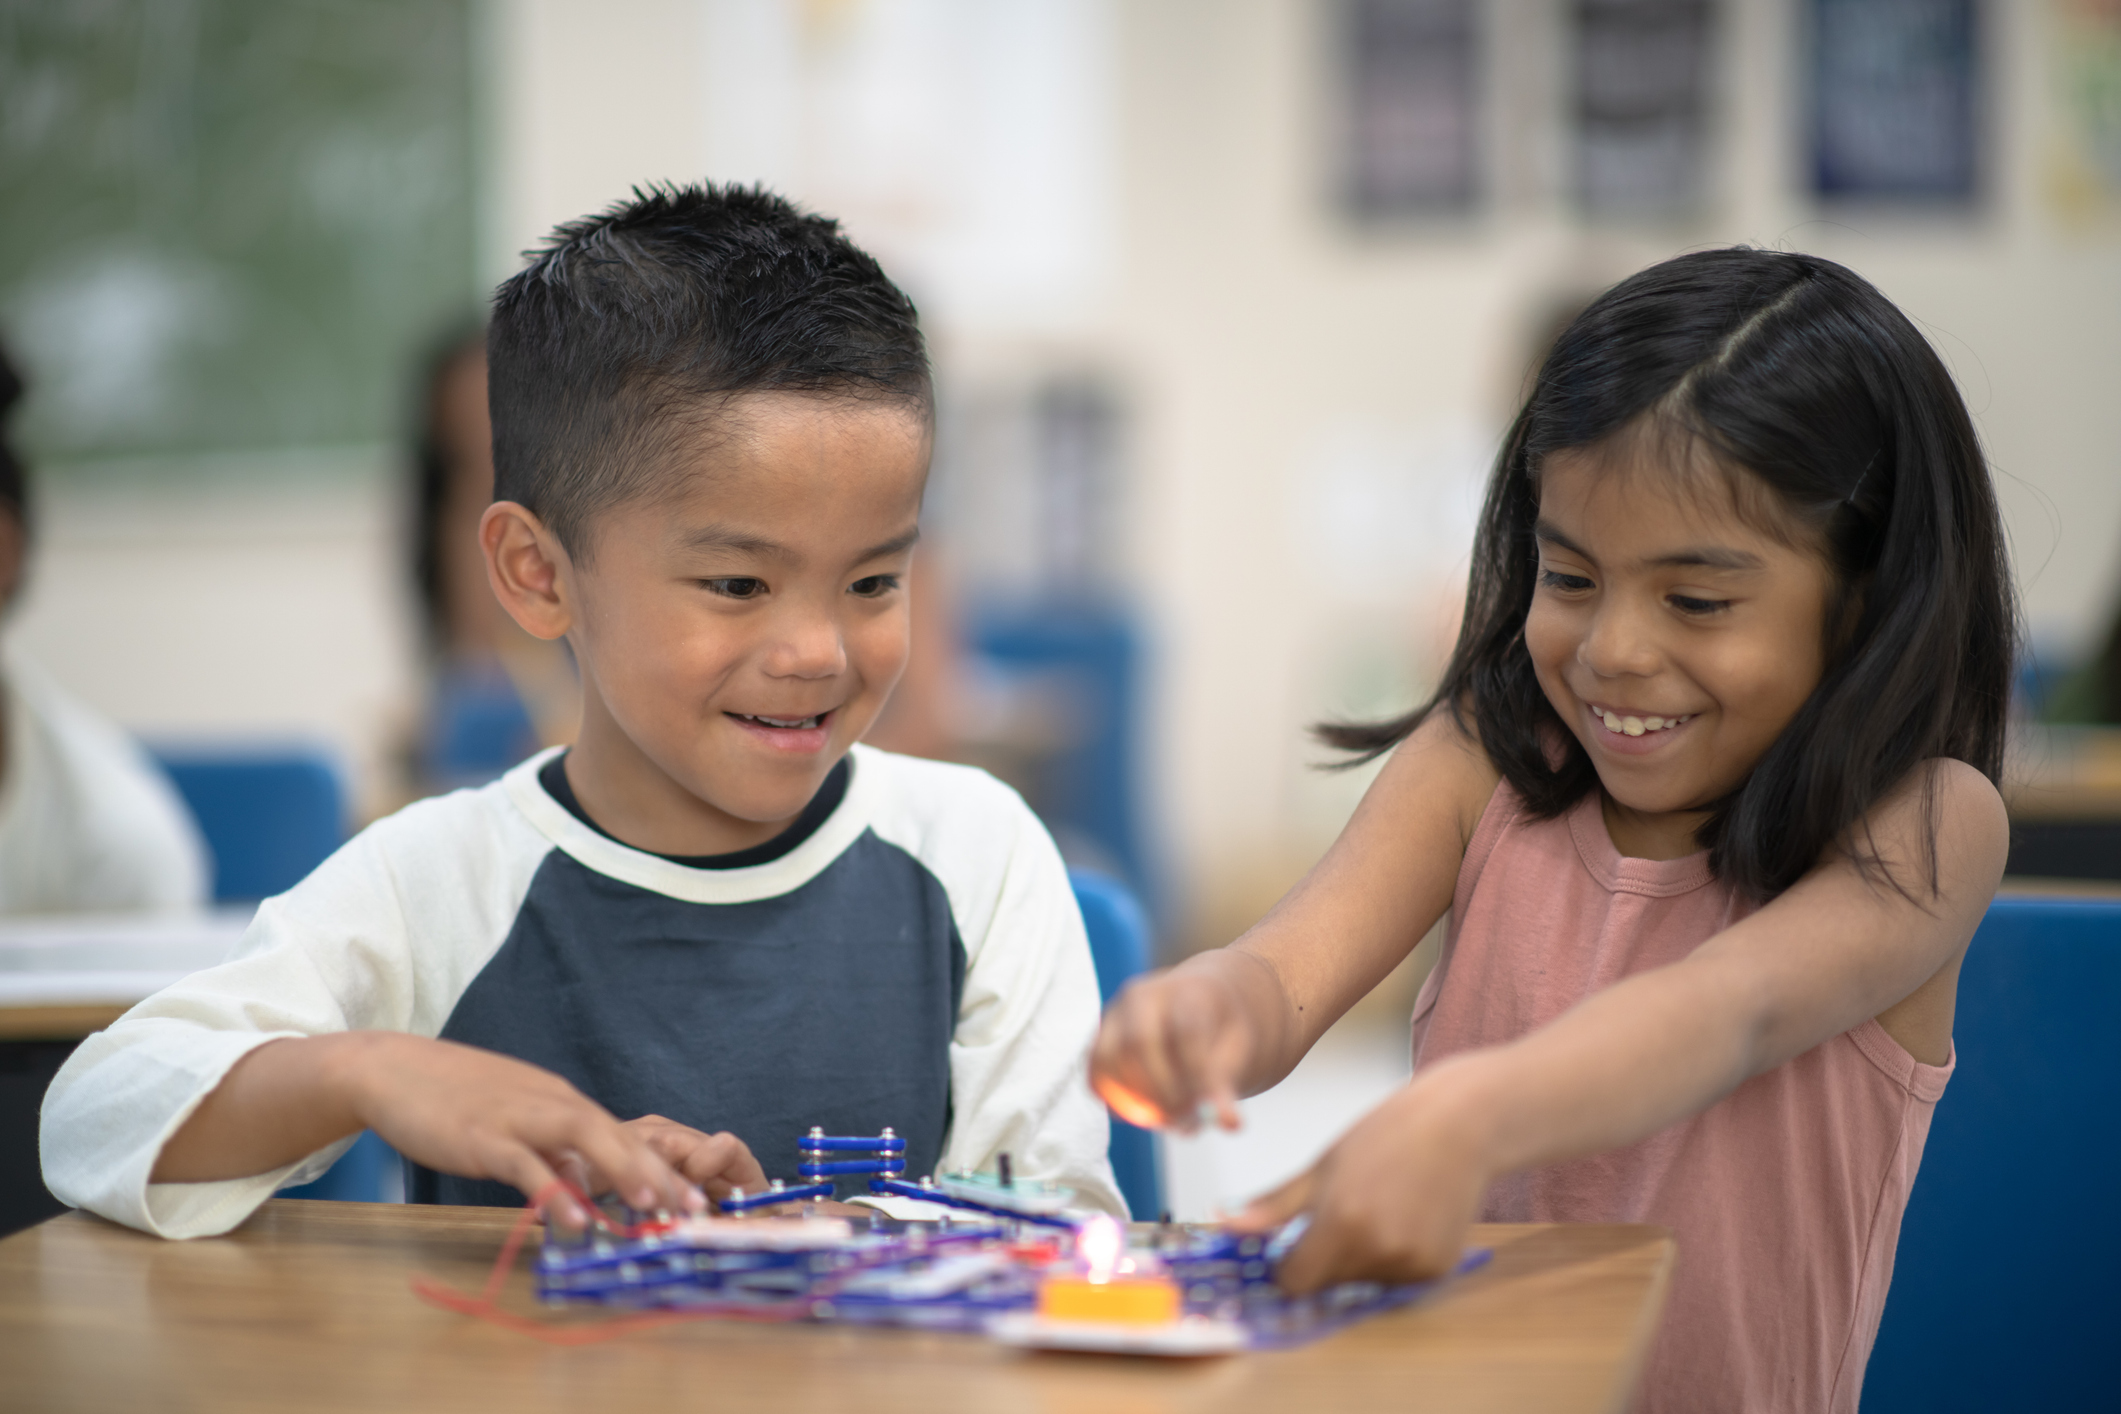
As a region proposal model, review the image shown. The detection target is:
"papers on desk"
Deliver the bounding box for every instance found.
[0,908,252,1008]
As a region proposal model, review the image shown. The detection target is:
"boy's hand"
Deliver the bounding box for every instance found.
[618,1115,768,1200]
[1088,958,1266,1134]
[1229,1075,1492,1295]
[342,1034,708,1227]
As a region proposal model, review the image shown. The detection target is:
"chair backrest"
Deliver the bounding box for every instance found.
[153,747,347,903]
[1069,868,1164,1220]
[1862,891,2121,1411]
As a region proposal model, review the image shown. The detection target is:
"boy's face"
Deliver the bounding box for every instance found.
[561,393,929,849]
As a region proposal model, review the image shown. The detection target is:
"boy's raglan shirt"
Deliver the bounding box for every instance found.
[41,745,1121,1237]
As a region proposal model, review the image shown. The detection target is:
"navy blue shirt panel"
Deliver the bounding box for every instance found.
[408,827,968,1208]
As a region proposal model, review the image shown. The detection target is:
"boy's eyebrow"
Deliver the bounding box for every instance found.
[677,525,922,561]
[856,526,922,561]
[1533,520,1762,571]
[680,526,788,557]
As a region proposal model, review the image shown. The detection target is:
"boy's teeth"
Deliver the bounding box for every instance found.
[748,714,820,729]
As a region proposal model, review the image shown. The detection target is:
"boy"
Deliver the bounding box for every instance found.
[41,185,1121,1237]
[0,341,208,916]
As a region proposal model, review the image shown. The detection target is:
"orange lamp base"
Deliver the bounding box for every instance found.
[1036,1275,1183,1326]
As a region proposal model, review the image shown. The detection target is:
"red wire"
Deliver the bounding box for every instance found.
[409,1180,809,1345]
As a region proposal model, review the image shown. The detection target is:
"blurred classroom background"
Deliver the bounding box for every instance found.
[5,0,2121,1235]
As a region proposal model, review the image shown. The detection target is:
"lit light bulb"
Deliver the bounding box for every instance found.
[1092,1073,1167,1130]
[1078,1214,1124,1284]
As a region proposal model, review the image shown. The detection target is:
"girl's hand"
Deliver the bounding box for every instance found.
[1088,958,1269,1133]
[1231,1076,1493,1295]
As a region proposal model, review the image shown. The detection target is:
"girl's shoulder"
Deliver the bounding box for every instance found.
[1375,705,1506,856]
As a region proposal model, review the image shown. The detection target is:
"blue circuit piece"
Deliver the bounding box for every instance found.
[802,1133,907,1153]
[720,1182,835,1213]
[866,1176,1077,1229]
[798,1158,906,1178]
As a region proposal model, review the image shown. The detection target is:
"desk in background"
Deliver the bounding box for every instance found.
[0,910,252,1235]
[2003,726,2121,880]
[0,1201,1673,1414]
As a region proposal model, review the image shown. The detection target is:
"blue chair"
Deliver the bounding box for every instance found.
[1070,868,1165,1221]
[152,747,347,903]
[974,606,1155,912]
[154,745,399,1202]
[1862,892,2121,1411]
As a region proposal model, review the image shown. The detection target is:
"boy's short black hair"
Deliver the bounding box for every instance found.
[487,183,931,561]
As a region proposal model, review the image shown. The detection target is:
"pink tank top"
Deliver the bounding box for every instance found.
[1415,783,1953,1413]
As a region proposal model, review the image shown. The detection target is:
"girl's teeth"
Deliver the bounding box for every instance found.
[1597,708,1688,736]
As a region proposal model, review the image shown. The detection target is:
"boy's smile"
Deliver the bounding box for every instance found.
[489,392,930,857]
[1522,440,1834,861]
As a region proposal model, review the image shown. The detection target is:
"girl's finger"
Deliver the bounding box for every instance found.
[1230,1165,1316,1233]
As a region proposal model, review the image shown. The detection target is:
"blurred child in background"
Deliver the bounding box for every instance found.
[406,328,578,790]
[1093,249,2013,1413]
[0,341,207,916]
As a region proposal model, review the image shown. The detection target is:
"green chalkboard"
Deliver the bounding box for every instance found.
[0,0,478,467]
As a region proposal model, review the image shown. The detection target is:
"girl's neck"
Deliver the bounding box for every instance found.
[1598,791,1711,862]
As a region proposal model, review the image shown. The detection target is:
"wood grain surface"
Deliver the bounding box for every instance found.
[0,1005,130,1041]
[0,1201,1672,1414]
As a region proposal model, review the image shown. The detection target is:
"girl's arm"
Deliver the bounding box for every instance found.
[1090,710,1500,1127]
[1248,757,2007,1293]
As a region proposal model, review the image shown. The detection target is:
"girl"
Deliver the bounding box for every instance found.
[1091,248,2013,1412]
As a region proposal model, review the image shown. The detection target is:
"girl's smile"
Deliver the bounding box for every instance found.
[1524,436,1835,860]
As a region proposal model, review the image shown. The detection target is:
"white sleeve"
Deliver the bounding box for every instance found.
[38,790,539,1239]
[879,760,1122,1217]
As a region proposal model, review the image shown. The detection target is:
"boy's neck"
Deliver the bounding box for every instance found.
[562,696,822,858]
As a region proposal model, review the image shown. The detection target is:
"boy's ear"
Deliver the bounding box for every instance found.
[480,501,574,641]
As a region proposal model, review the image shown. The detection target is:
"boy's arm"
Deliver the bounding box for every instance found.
[1252,758,2007,1291]
[931,782,1125,1217]
[150,1032,714,1228]
[42,790,711,1236]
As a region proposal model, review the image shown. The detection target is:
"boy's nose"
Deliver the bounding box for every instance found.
[763,611,847,679]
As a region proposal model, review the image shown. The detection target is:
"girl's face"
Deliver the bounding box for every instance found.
[1524,444,1835,859]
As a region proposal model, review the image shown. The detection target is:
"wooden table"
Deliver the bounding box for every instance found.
[0,1201,1671,1414]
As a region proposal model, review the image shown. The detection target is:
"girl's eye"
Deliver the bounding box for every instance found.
[704,577,766,599]
[1669,593,1730,616]
[849,574,901,598]
[1539,569,1594,593]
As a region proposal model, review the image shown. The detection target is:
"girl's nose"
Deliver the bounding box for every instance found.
[1578,598,1662,679]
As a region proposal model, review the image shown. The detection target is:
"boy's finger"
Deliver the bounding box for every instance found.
[487,1143,587,1231]
[660,1130,766,1196]
[569,1116,701,1214]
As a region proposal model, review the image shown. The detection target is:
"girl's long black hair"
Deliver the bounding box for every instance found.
[1321,248,2015,901]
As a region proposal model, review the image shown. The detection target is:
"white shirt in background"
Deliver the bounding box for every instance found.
[0,654,208,916]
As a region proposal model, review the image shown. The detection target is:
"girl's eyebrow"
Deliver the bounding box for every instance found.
[1533,519,1762,572]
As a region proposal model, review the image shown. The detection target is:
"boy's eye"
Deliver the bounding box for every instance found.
[849,574,901,598]
[703,577,766,599]
[1538,568,1594,593]
[1669,593,1730,616]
